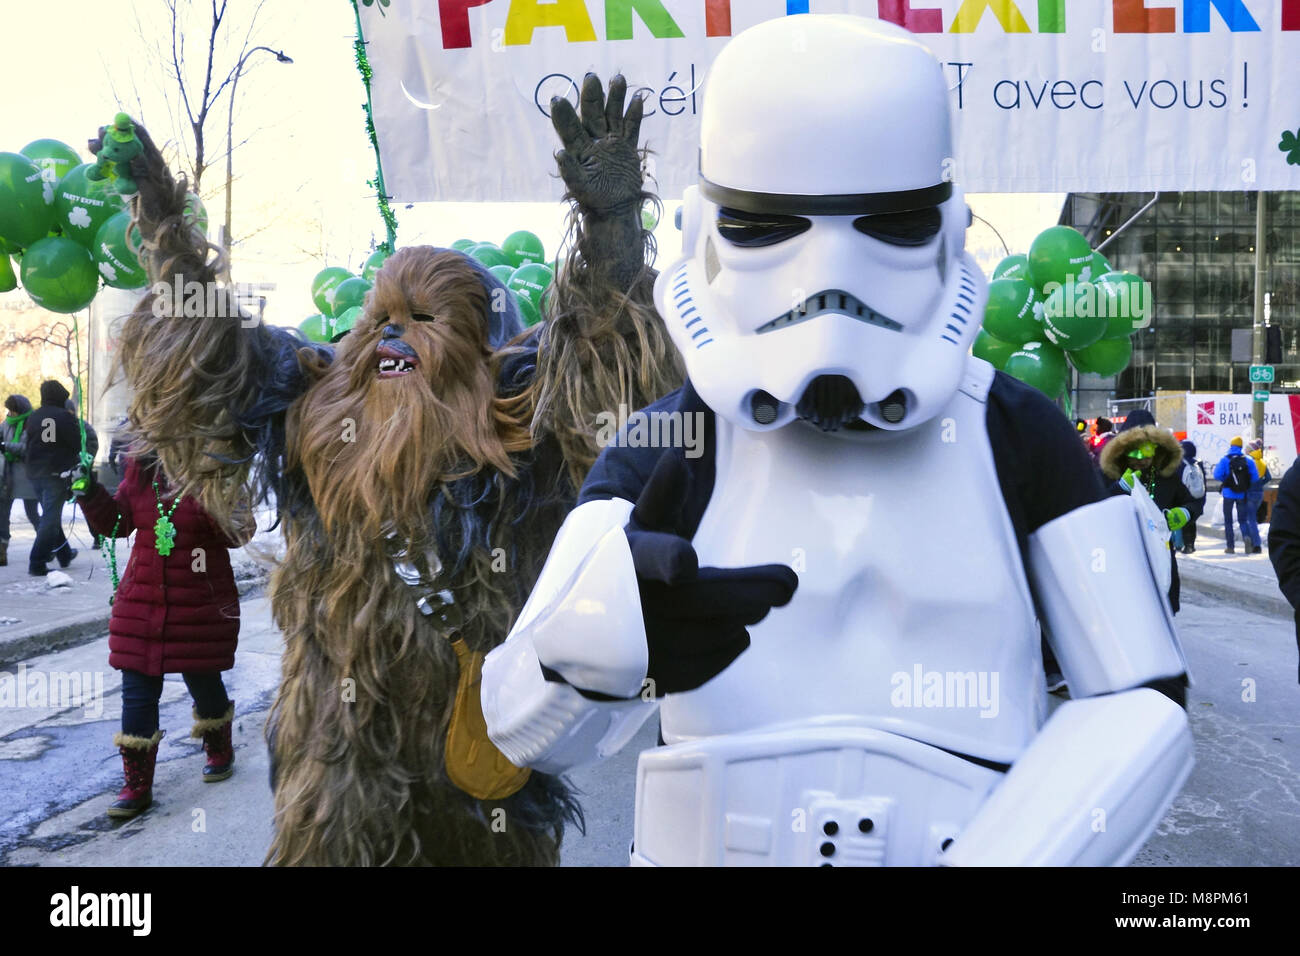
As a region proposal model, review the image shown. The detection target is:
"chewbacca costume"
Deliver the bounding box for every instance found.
[93,76,680,866]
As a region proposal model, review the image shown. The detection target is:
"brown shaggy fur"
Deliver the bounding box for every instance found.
[1099,425,1185,481]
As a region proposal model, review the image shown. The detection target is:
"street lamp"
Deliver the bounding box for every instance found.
[221,46,293,278]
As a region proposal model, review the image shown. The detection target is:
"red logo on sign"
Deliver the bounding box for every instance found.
[1197,401,1215,425]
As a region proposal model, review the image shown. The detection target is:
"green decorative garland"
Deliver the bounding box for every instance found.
[351,0,399,254]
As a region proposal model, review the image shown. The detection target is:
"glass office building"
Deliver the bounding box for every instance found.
[1059,191,1300,416]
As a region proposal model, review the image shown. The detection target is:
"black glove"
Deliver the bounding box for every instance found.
[626,452,798,696]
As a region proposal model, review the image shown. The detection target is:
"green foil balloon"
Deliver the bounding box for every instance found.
[299,313,330,343]
[470,243,513,270]
[1004,341,1068,399]
[508,263,554,314]
[0,152,55,249]
[332,276,372,317]
[53,163,125,249]
[991,253,1030,282]
[972,328,1020,371]
[311,267,354,317]
[1027,226,1094,293]
[502,230,545,269]
[19,236,100,313]
[1068,335,1133,377]
[92,210,147,289]
[0,253,16,293]
[361,248,390,281]
[982,278,1041,345]
[1041,280,1107,351]
[451,239,476,252]
[20,139,81,195]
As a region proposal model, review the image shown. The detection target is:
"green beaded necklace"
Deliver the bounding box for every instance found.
[153,478,182,557]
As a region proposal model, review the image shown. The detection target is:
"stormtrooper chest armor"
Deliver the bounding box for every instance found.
[664,361,1046,766]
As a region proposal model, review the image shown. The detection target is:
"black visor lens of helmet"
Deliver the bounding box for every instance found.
[853,207,943,247]
[716,207,812,248]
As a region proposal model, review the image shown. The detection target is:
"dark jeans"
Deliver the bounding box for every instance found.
[1223,496,1260,550]
[1,495,41,540]
[120,668,230,737]
[29,476,70,569]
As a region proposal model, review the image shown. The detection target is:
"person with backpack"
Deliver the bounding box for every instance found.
[1177,439,1207,554]
[1214,437,1261,554]
[1245,438,1271,525]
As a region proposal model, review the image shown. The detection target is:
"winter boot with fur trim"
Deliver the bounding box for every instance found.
[192,703,235,782]
[108,730,164,819]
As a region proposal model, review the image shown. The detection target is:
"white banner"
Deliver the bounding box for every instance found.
[359,0,1300,201]
[1186,392,1297,479]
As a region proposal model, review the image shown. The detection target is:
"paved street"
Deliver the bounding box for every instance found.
[1,553,1297,866]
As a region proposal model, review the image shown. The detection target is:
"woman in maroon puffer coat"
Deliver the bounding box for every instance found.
[78,453,254,819]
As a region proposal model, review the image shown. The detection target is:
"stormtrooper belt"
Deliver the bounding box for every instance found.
[386,534,531,801]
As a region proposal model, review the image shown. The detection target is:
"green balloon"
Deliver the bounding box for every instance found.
[1083,250,1111,282]
[20,139,81,193]
[53,163,125,250]
[0,152,55,249]
[488,264,515,284]
[972,329,1020,371]
[92,211,147,289]
[470,243,512,270]
[332,276,372,317]
[361,248,390,281]
[1041,281,1107,351]
[991,254,1029,282]
[515,293,542,328]
[451,239,476,252]
[311,267,354,317]
[1068,335,1132,376]
[641,204,660,231]
[299,314,330,343]
[1004,341,1068,399]
[502,230,545,269]
[330,306,363,341]
[19,236,100,313]
[1027,226,1094,293]
[508,263,554,313]
[1095,272,1151,339]
[982,278,1041,345]
[0,253,16,293]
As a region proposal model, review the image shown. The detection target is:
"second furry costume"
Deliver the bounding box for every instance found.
[92,76,681,865]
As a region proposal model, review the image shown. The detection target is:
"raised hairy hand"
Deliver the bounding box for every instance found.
[551,74,645,217]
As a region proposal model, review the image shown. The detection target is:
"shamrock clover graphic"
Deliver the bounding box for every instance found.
[1281,129,1300,167]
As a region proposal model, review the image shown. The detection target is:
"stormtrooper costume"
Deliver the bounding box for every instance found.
[482,15,1193,866]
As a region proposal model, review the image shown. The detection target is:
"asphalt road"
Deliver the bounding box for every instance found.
[1,586,1296,867]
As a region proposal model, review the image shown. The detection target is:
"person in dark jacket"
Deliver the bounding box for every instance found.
[1,394,41,567]
[76,454,254,819]
[1099,410,1202,613]
[1089,417,1116,463]
[1267,458,1300,683]
[1213,437,1261,554]
[1178,439,1207,554]
[24,381,81,575]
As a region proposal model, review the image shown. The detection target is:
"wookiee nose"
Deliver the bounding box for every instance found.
[382,324,404,339]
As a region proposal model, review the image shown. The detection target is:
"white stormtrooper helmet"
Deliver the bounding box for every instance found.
[655,14,987,433]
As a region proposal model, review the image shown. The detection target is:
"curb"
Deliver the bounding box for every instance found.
[0,571,269,669]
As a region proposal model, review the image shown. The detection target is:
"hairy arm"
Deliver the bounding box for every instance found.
[90,121,317,529]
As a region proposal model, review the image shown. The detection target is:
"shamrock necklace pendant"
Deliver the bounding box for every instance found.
[153,478,181,557]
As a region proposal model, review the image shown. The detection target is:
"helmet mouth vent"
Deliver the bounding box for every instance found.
[796,376,865,432]
[756,290,903,336]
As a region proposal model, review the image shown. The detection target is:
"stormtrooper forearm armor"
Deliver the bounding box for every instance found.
[944,496,1194,866]
[481,499,657,775]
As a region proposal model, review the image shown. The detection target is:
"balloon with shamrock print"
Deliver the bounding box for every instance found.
[1003,341,1068,400]
[361,248,389,281]
[1041,280,1107,352]
[299,313,331,343]
[53,163,126,250]
[981,278,1041,345]
[93,211,148,289]
[0,152,55,249]
[508,263,554,317]
[1068,335,1133,377]
[991,254,1029,282]
[20,139,81,197]
[470,243,512,270]
[311,267,353,317]
[972,329,1019,371]
[19,236,100,313]
[502,230,545,269]
[331,277,372,317]
[1027,226,1093,293]
[1095,272,1150,338]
